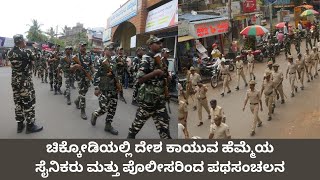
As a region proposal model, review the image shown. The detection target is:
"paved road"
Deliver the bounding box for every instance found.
[187,38,320,139]
[0,67,177,139]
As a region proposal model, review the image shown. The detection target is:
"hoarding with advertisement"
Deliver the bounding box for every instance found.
[109,0,138,28]
[103,28,112,42]
[242,0,257,13]
[190,19,229,39]
[0,37,14,48]
[145,0,178,32]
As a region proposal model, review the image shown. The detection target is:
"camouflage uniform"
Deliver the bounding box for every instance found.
[50,50,63,94]
[73,51,92,111]
[7,34,43,134]
[59,47,73,105]
[313,25,319,46]
[132,56,142,105]
[91,56,119,135]
[47,52,55,91]
[306,30,313,50]
[38,52,48,83]
[294,33,301,54]
[34,52,41,77]
[115,53,127,100]
[128,36,171,139]
[284,36,291,58]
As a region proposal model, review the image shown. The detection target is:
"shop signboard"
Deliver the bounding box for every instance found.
[178,20,189,36]
[103,28,112,42]
[0,37,14,48]
[109,0,138,28]
[145,0,178,32]
[191,20,229,39]
[242,0,257,13]
[230,1,241,17]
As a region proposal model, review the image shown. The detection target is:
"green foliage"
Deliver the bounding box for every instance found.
[243,36,256,50]
[26,19,47,42]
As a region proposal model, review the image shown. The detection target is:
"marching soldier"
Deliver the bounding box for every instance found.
[132,47,145,106]
[286,56,299,97]
[312,47,319,78]
[243,80,263,136]
[127,35,172,139]
[220,60,231,97]
[305,49,314,82]
[47,50,55,91]
[115,47,127,103]
[272,64,285,104]
[261,71,276,121]
[71,42,95,120]
[195,82,211,127]
[189,66,201,110]
[284,35,291,58]
[294,32,301,54]
[235,55,248,91]
[296,53,307,90]
[38,51,48,83]
[7,34,43,134]
[48,45,63,95]
[313,24,319,46]
[247,50,256,80]
[59,46,73,105]
[91,46,119,135]
[306,28,313,50]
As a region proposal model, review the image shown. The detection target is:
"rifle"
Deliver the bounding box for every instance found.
[72,54,93,81]
[154,53,171,114]
[102,59,127,103]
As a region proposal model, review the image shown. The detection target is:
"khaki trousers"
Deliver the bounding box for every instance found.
[237,69,247,87]
[250,104,262,132]
[197,98,210,122]
[222,75,230,93]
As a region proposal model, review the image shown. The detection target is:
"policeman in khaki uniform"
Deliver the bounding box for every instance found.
[296,53,307,90]
[208,115,231,139]
[178,89,189,139]
[263,61,274,79]
[243,80,263,136]
[220,61,231,97]
[235,55,248,91]
[305,49,313,82]
[312,47,319,77]
[247,50,256,80]
[209,99,226,123]
[189,66,201,110]
[261,72,276,121]
[286,56,299,97]
[195,82,211,127]
[272,64,285,104]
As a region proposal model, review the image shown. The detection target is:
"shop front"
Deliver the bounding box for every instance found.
[177,16,229,71]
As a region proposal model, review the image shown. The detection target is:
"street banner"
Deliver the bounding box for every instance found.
[0,37,5,47]
[0,37,14,47]
[145,0,178,32]
[242,0,257,13]
[1,140,320,179]
[109,0,138,28]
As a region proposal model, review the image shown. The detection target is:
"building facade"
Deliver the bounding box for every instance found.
[105,0,178,57]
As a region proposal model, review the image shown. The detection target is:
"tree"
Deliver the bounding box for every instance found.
[61,25,69,36]
[46,27,56,41]
[26,19,47,42]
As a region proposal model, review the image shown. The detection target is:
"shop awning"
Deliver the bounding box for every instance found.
[178,35,194,42]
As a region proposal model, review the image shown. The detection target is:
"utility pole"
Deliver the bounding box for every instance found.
[228,0,232,52]
[269,3,273,33]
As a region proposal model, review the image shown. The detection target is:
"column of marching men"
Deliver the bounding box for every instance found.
[8,34,173,139]
[178,39,320,139]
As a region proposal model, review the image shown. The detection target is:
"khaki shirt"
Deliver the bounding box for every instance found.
[310,52,316,61]
[272,71,283,85]
[296,58,305,70]
[313,51,319,61]
[196,85,207,99]
[220,65,229,75]
[178,100,188,119]
[264,68,273,78]
[305,54,312,64]
[190,73,201,86]
[287,63,298,74]
[247,54,254,63]
[235,60,244,74]
[210,123,231,139]
[262,80,275,96]
[210,106,225,123]
[245,89,261,104]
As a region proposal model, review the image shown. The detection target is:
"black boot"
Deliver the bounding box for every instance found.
[105,122,118,135]
[67,95,71,105]
[58,88,63,95]
[235,86,239,91]
[41,78,44,83]
[26,123,43,134]
[127,133,136,139]
[45,78,48,83]
[131,100,138,106]
[91,112,97,126]
[17,122,25,133]
[54,89,57,95]
[81,108,87,120]
[50,84,53,91]
[74,98,80,109]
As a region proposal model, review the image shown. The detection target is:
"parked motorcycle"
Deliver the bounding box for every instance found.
[210,64,221,88]
[240,49,264,63]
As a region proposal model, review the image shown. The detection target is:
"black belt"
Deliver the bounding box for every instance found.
[289,72,296,74]
[250,103,258,105]
[222,74,228,75]
[237,68,243,69]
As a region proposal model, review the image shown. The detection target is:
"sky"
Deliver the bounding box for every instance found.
[0,0,128,38]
